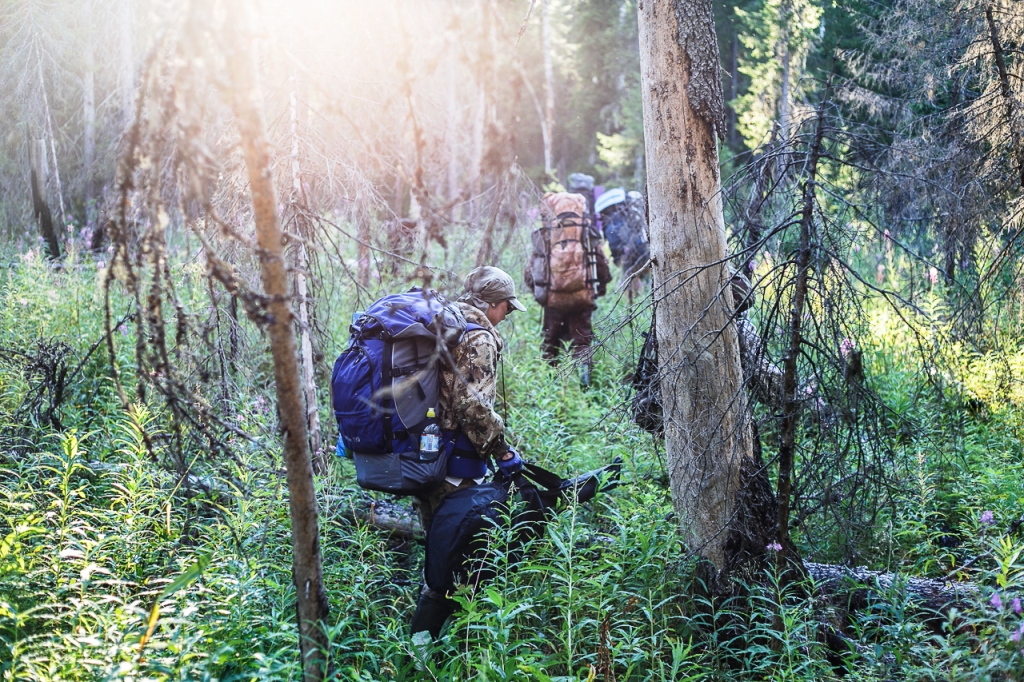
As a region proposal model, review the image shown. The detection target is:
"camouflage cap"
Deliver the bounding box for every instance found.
[463,266,527,312]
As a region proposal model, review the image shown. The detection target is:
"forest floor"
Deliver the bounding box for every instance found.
[2,247,1024,680]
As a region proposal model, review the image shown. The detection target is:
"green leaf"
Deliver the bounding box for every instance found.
[160,552,212,599]
[518,665,554,682]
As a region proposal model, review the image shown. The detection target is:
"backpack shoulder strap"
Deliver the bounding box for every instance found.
[464,322,497,339]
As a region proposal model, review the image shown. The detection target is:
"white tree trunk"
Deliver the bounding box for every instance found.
[119,0,135,124]
[541,0,555,176]
[779,45,791,143]
[290,87,324,475]
[83,0,96,232]
[446,52,461,219]
[637,0,753,572]
[36,56,66,230]
[777,0,793,144]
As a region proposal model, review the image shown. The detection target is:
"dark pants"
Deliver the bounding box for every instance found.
[411,478,476,638]
[542,306,594,363]
[413,478,473,535]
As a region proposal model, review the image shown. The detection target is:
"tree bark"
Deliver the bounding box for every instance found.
[223,3,329,679]
[29,138,60,260]
[637,0,757,574]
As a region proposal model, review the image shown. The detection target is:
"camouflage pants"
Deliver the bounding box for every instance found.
[542,306,594,363]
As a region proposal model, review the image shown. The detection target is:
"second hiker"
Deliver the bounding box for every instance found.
[524,185,611,386]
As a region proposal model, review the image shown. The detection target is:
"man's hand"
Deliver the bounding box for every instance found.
[496,448,522,478]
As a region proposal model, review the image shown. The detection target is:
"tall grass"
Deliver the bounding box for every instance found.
[2,253,1024,679]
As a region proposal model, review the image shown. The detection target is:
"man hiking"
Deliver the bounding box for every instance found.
[524,188,612,387]
[410,265,526,636]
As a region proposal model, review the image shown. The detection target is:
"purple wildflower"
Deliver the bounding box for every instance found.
[1013,597,1022,615]
[767,542,782,552]
[981,510,995,526]
[1011,624,1022,643]
[991,592,1003,610]
[840,338,855,358]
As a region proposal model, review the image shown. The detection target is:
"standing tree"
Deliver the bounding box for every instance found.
[223,1,329,677]
[637,0,766,575]
[29,137,60,260]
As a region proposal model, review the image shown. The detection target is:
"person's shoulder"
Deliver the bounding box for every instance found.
[456,304,500,345]
[464,325,499,350]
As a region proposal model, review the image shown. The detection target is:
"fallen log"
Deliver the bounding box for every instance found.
[806,561,979,617]
[322,493,422,539]
[321,502,985,617]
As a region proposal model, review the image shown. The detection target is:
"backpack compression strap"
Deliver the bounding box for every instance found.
[381,340,394,446]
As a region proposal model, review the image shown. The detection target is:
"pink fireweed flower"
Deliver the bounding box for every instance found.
[767,542,782,552]
[840,338,855,358]
[928,267,939,286]
[1011,624,1023,642]
[991,592,1003,610]
[981,510,995,526]
[1013,598,1022,614]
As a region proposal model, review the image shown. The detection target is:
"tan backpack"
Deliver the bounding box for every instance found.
[528,192,596,311]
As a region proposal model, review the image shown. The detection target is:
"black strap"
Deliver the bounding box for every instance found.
[382,340,394,446]
[521,463,564,491]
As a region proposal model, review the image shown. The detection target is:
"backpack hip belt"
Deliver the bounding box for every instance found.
[442,430,488,479]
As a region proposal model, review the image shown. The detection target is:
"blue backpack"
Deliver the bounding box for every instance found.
[331,288,480,495]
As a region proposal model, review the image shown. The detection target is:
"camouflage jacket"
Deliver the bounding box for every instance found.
[438,302,508,459]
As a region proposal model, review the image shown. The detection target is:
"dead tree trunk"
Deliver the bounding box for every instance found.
[119,0,135,125]
[446,52,461,221]
[223,3,329,678]
[29,138,60,260]
[986,4,1024,189]
[638,0,766,576]
[776,96,827,557]
[82,0,97,235]
[290,87,325,475]
[541,0,555,176]
[728,33,739,149]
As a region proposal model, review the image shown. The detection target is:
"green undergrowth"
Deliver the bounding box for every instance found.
[2,253,1024,680]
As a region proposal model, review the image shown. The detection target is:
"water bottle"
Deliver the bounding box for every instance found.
[420,408,440,460]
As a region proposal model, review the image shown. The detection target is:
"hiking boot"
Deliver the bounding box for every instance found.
[410,588,455,639]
